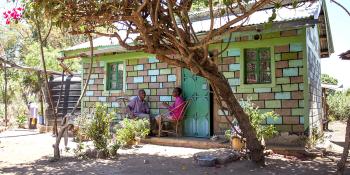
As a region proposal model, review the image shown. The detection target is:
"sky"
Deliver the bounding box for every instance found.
[321,0,350,89]
[1,0,350,88]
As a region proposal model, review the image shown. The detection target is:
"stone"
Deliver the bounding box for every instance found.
[88,80,94,85]
[229,64,240,71]
[281,52,298,60]
[86,91,94,96]
[283,116,300,124]
[236,87,253,93]
[282,84,299,91]
[228,78,240,86]
[259,93,274,100]
[227,48,240,57]
[276,77,290,84]
[168,75,176,82]
[160,69,171,75]
[148,70,160,76]
[133,77,144,83]
[276,61,289,68]
[223,72,235,78]
[281,100,298,108]
[289,60,303,67]
[134,64,144,71]
[193,149,240,166]
[148,57,159,63]
[265,100,281,108]
[275,92,291,99]
[283,68,299,77]
[299,116,304,124]
[292,108,304,115]
[290,43,303,52]
[98,97,107,102]
[150,76,157,82]
[275,45,289,53]
[160,96,172,102]
[267,117,282,124]
[254,88,271,93]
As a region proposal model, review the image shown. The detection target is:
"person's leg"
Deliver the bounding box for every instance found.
[155,115,162,137]
[136,113,150,120]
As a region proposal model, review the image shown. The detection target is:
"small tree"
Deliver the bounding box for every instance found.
[86,104,113,154]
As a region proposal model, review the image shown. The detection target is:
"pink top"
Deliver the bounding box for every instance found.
[168,96,185,120]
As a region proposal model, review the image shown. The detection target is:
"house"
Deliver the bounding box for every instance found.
[61,0,333,147]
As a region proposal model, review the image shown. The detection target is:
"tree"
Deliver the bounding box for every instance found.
[32,0,283,164]
[321,74,338,85]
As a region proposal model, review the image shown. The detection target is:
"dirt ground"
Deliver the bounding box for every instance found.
[0,122,349,175]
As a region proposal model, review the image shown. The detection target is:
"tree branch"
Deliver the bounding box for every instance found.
[331,0,350,16]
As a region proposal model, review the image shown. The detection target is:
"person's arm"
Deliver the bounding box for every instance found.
[168,100,176,111]
[127,98,136,116]
[145,101,150,114]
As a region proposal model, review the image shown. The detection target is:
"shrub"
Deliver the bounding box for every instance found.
[240,99,279,141]
[115,118,150,147]
[85,104,113,153]
[16,112,27,128]
[327,91,350,121]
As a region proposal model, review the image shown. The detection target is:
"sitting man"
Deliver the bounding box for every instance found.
[127,89,150,119]
[155,87,185,125]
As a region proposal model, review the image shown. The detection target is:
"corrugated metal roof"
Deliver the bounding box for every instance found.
[339,50,350,60]
[64,1,320,52]
[192,1,320,33]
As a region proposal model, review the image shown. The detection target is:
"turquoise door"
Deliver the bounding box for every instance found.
[182,69,210,138]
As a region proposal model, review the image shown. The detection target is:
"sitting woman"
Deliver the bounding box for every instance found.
[155,87,185,125]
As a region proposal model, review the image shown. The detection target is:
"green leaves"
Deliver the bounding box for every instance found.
[240,99,279,141]
[114,118,150,147]
[86,104,114,151]
[327,91,350,120]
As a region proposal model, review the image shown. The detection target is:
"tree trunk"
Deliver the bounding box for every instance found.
[4,59,8,127]
[53,35,94,160]
[337,118,350,175]
[206,72,265,165]
[53,122,70,160]
[36,22,58,136]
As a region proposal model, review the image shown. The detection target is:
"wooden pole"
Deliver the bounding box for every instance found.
[4,59,8,127]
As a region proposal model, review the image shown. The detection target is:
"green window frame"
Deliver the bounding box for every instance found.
[244,48,272,84]
[106,62,124,90]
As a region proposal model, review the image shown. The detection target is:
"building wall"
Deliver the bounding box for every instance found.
[81,28,309,140]
[306,26,323,133]
[213,29,307,136]
[81,55,181,119]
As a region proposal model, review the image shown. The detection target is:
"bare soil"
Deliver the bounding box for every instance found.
[0,123,349,175]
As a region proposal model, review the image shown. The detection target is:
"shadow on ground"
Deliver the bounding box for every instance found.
[1,152,348,175]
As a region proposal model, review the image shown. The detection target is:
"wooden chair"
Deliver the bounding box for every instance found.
[158,99,191,137]
[115,96,131,120]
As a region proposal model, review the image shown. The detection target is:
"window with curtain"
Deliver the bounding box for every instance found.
[244,48,271,84]
[107,62,124,90]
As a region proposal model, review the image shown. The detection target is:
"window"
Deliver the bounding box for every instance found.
[244,48,271,84]
[107,62,124,90]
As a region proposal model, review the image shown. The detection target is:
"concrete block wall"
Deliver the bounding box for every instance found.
[82,57,180,119]
[306,27,323,133]
[213,29,306,135]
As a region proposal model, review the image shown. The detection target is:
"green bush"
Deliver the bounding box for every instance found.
[85,104,113,152]
[240,99,279,141]
[115,118,150,146]
[327,91,350,121]
[16,112,27,128]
